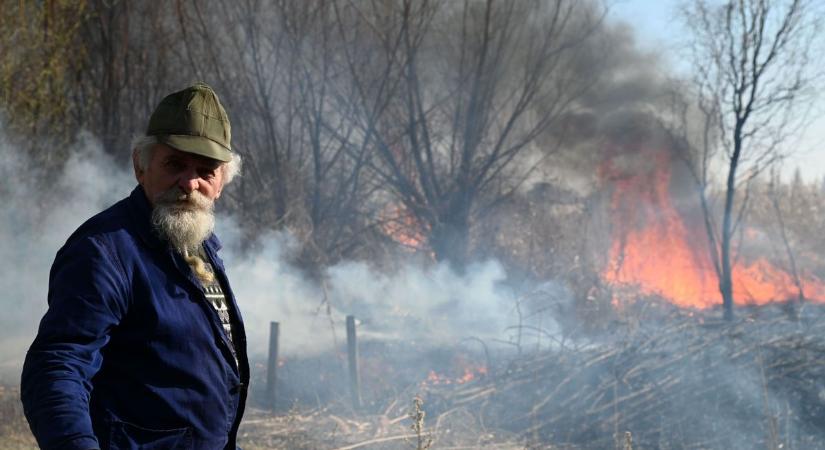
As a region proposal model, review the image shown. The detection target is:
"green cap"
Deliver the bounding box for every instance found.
[146,82,232,162]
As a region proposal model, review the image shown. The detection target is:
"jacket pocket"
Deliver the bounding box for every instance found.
[109,418,192,450]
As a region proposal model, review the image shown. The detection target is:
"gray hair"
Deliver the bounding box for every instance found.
[131,135,242,184]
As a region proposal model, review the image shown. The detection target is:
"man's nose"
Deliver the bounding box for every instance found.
[178,171,200,193]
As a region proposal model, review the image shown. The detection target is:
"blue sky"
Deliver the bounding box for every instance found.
[609,0,825,183]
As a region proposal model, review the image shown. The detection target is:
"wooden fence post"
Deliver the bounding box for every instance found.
[346,315,362,410]
[266,321,280,411]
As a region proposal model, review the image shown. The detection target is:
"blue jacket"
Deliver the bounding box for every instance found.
[21,186,249,450]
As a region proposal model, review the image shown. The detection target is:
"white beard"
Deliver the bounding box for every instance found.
[151,188,215,255]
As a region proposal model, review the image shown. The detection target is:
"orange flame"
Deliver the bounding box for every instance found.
[423,365,488,386]
[601,147,825,308]
[380,203,430,252]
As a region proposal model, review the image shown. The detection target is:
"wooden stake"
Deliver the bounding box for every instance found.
[266,321,280,411]
[346,315,362,410]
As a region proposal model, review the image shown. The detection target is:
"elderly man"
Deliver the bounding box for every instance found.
[21,83,249,450]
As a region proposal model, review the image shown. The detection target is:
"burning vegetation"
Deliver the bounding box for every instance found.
[227,304,825,449]
[601,146,825,309]
[2,0,825,449]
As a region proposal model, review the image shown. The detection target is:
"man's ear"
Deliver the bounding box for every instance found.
[213,164,228,200]
[132,149,145,184]
[214,179,224,200]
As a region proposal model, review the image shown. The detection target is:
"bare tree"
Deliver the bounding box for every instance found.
[276,0,383,264]
[0,0,197,165]
[175,0,384,265]
[679,0,821,320]
[767,168,805,304]
[334,0,604,267]
[77,1,188,156]
[0,0,88,170]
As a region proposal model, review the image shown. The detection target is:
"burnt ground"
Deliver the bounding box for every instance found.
[3,302,825,449]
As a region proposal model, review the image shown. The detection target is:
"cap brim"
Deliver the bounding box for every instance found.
[160,135,233,162]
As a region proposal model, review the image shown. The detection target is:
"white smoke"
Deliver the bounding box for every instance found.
[0,132,133,380]
[1,130,536,378]
[223,232,518,358]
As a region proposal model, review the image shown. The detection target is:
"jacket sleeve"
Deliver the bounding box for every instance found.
[21,235,129,450]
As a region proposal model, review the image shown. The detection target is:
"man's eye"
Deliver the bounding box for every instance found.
[198,169,217,179]
[165,160,185,171]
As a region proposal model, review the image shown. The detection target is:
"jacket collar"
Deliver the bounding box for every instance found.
[126,185,222,253]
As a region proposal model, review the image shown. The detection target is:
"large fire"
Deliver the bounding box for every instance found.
[601,146,825,309]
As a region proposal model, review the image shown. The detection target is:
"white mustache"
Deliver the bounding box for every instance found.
[155,188,213,211]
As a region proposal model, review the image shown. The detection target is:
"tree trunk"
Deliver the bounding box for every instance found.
[430,207,471,270]
[720,127,743,321]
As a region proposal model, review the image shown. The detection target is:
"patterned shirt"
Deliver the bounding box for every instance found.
[198,247,238,367]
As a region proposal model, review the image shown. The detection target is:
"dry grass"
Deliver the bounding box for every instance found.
[14,306,823,449]
[0,386,525,449]
[0,385,37,450]
[237,401,527,450]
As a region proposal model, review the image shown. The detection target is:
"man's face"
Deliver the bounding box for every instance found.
[134,143,226,253]
[134,143,225,206]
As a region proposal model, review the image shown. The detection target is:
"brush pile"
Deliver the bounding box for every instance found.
[7,304,825,449]
[437,303,825,449]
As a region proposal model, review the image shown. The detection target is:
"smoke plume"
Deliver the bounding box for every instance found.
[0,128,544,380]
